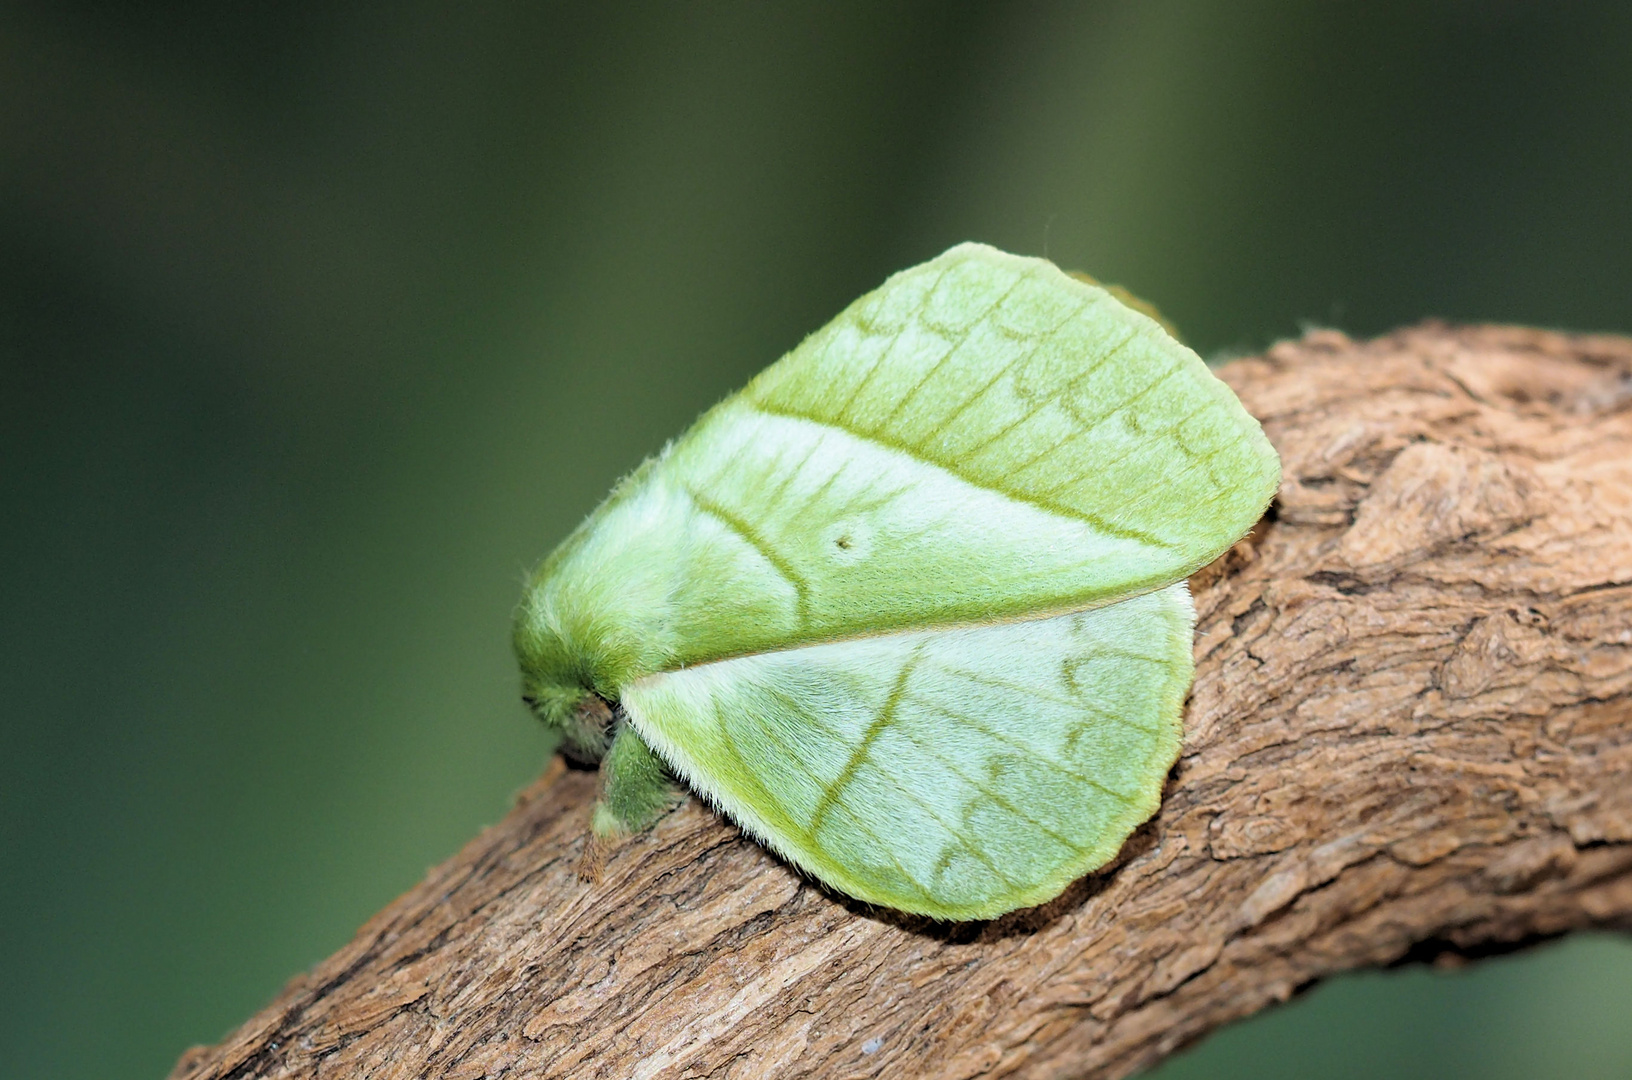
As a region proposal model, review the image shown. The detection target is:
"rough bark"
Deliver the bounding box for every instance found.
[171,323,1632,1080]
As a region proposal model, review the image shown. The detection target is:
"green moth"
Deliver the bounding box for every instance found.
[514,243,1279,919]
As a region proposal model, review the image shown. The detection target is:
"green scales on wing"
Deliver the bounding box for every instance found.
[514,242,1280,919]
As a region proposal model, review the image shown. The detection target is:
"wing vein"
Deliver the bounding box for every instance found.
[831,262,956,422]
[863,754,1022,892]
[748,402,1174,551]
[809,645,926,833]
[1006,365,1187,489]
[932,663,1164,735]
[913,294,1096,447]
[872,267,1039,432]
[906,695,1141,808]
[756,427,829,512]
[887,722,1089,857]
[949,329,1138,462]
[681,485,810,624]
[1026,400,1217,503]
[705,677,935,902]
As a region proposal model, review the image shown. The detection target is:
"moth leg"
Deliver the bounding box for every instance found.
[591,721,680,840]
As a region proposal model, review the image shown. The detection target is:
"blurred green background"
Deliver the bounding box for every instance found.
[3,2,1630,1077]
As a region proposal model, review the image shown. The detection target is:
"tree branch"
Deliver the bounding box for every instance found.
[171,323,1632,1080]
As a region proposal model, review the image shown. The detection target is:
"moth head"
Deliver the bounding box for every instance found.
[513,587,622,764]
[521,682,617,764]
